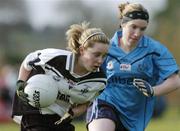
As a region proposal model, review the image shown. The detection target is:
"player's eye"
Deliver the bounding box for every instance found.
[131,25,146,32]
[131,25,137,30]
[102,53,108,59]
[140,27,146,31]
[93,52,101,57]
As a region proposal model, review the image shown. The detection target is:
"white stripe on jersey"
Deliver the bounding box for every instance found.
[45,64,63,77]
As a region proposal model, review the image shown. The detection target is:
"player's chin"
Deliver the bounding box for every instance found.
[90,66,99,72]
[130,39,138,44]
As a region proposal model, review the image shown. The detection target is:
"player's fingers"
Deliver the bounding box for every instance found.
[143,92,149,96]
[135,82,146,89]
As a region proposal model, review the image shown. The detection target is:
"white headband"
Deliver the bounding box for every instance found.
[82,32,105,46]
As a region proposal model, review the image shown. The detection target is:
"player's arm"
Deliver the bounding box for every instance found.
[55,102,90,125]
[152,45,180,96]
[16,52,38,103]
[71,102,90,118]
[153,73,180,96]
[133,73,180,97]
[64,102,90,120]
[18,62,32,81]
[16,61,32,103]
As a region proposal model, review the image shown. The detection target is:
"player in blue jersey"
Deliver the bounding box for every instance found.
[86,2,180,131]
[12,22,109,131]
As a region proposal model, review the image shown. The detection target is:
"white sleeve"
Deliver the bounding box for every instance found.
[23,48,71,71]
[23,51,40,71]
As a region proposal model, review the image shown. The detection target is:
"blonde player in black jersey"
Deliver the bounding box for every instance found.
[12,21,109,131]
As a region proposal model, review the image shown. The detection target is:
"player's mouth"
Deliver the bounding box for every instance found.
[92,65,99,70]
[130,37,139,41]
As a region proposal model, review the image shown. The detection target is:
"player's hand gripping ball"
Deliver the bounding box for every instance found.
[16,80,29,104]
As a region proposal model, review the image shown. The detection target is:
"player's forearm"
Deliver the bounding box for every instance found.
[71,102,89,118]
[18,64,31,81]
[153,74,180,96]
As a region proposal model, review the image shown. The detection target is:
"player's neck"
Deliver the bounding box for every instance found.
[73,59,89,76]
[119,37,136,53]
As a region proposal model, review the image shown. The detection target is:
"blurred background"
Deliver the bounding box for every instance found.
[0,0,179,130]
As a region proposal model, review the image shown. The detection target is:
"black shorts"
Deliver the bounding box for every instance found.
[21,114,75,131]
[86,99,128,131]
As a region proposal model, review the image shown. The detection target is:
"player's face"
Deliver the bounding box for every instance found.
[122,19,148,46]
[80,42,109,72]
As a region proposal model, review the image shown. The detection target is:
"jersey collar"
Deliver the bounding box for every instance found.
[66,52,74,71]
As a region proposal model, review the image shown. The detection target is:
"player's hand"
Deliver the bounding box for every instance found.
[133,79,154,97]
[55,109,74,125]
[16,80,29,104]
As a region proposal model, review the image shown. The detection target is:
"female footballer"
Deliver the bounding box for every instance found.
[86,2,180,131]
[12,21,109,131]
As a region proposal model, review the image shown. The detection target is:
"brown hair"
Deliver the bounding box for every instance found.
[66,21,109,54]
[118,2,148,19]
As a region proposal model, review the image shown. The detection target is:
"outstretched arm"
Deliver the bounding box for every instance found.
[133,73,180,97]
[153,74,180,96]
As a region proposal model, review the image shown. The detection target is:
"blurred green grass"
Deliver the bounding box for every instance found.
[0,106,179,131]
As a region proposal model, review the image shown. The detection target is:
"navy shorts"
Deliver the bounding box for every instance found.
[86,99,128,131]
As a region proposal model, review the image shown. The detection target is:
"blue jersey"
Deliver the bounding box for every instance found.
[98,31,179,131]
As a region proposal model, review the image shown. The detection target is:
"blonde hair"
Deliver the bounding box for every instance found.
[118,2,148,19]
[66,21,109,54]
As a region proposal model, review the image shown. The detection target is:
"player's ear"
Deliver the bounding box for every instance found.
[79,46,85,55]
[121,22,126,28]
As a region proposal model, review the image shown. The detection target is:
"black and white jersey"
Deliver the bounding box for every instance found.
[12,48,106,118]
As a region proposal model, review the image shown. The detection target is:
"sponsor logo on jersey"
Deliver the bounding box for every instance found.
[79,84,90,97]
[120,64,131,71]
[107,61,113,70]
[57,91,70,102]
[80,88,89,94]
[137,63,148,72]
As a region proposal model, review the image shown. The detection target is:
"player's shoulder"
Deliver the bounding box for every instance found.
[26,48,72,64]
[143,36,168,52]
[37,48,71,56]
[31,48,72,59]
